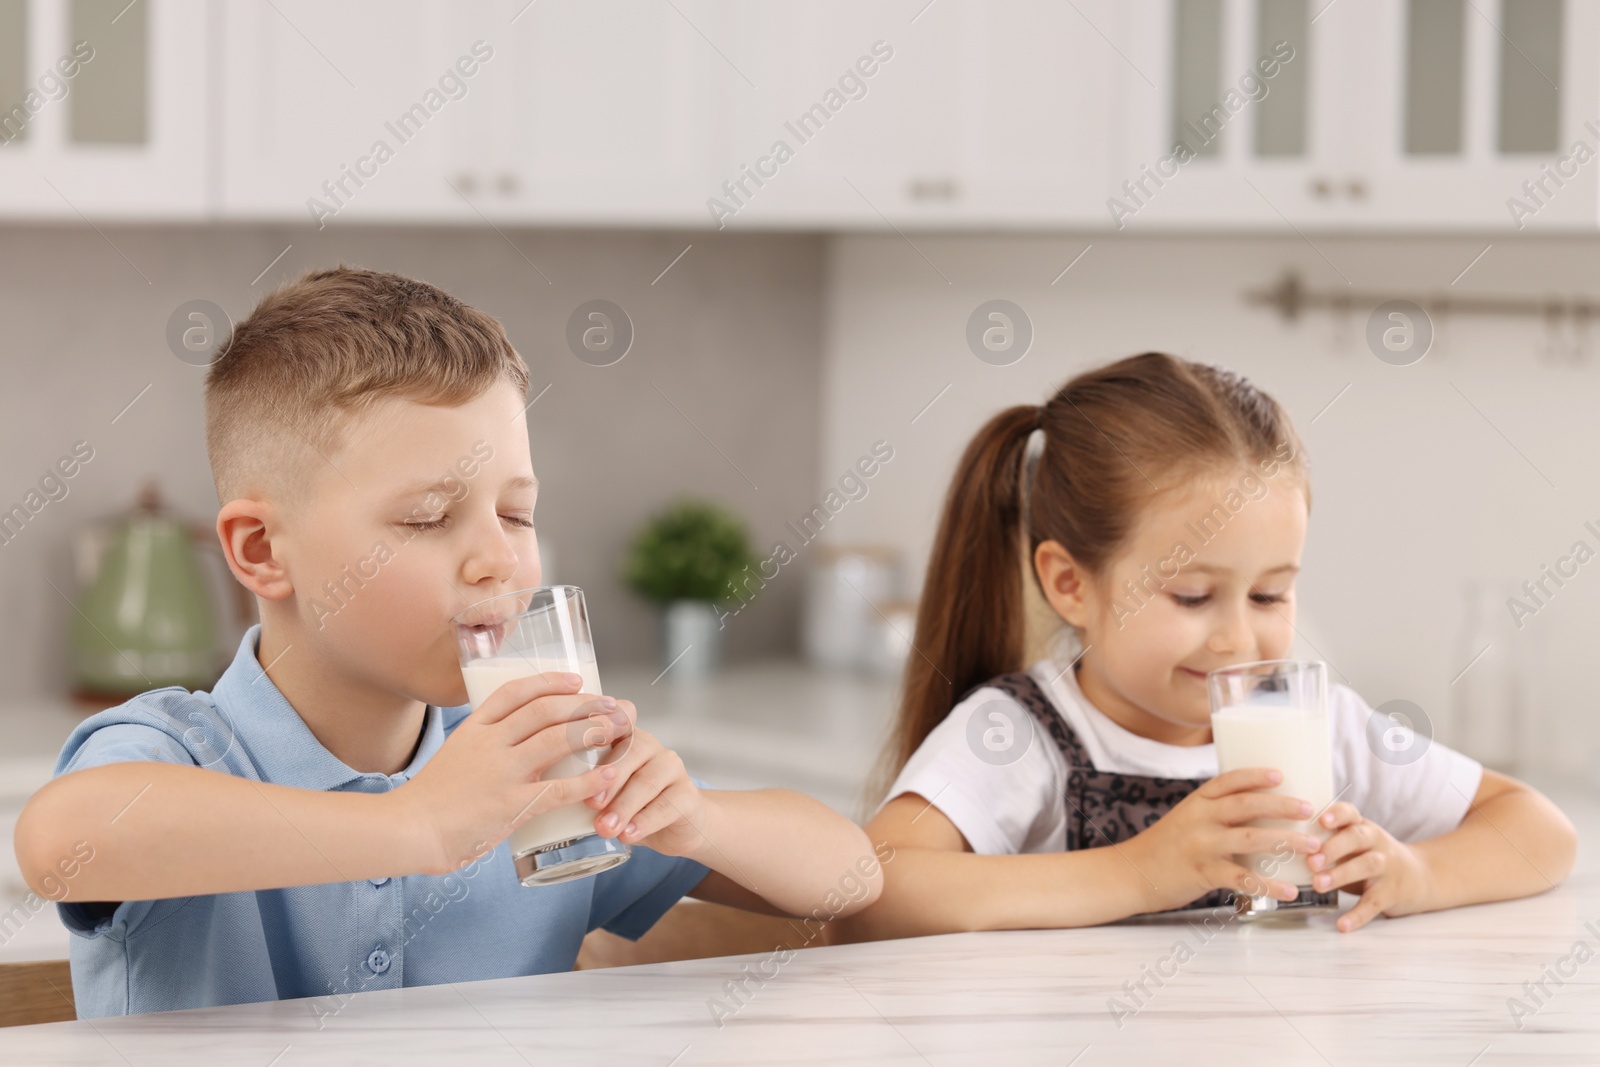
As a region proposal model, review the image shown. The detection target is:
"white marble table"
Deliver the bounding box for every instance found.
[9,788,1600,1065]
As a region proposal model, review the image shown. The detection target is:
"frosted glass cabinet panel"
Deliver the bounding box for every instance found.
[1108,0,1599,229]
[0,0,208,218]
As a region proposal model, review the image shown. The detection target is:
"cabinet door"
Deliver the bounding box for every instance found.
[489,0,735,225]
[218,0,502,223]
[1111,0,1600,231]
[1355,0,1600,230]
[0,0,208,219]
[721,0,1116,230]
[1108,0,1343,230]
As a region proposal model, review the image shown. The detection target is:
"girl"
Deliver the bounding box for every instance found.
[839,352,1576,937]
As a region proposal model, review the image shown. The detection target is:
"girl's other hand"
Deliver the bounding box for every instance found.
[1307,801,1428,932]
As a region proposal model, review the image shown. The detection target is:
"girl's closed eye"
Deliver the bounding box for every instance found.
[1168,589,1288,608]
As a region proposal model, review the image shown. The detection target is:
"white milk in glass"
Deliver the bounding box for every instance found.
[1211,705,1333,886]
[461,654,609,856]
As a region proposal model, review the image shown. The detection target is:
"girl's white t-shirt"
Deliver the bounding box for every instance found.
[879,658,1484,856]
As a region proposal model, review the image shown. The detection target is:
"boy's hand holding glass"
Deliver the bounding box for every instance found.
[394,669,630,878]
[581,724,710,859]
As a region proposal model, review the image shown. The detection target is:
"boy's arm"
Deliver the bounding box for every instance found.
[676,789,885,919]
[14,761,432,902]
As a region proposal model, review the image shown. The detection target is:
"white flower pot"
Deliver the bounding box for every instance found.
[661,599,722,681]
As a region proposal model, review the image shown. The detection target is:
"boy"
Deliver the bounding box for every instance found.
[14,266,882,1019]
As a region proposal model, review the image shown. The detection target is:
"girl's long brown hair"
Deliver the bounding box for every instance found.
[868,352,1308,809]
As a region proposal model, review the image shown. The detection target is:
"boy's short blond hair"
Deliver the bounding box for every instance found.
[204,266,528,507]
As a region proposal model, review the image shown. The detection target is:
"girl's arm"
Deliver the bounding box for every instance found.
[829,792,1156,941]
[1310,768,1578,931]
[834,769,1319,941]
[1407,769,1576,911]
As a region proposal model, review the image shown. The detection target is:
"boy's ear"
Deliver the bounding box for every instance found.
[1033,540,1093,629]
[216,499,293,600]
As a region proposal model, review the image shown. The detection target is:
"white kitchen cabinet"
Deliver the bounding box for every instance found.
[489,0,737,226]
[217,0,737,227]
[0,0,209,220]
[1107,0,1600,231]
[216,0,504,224]
[715,0,1118,230]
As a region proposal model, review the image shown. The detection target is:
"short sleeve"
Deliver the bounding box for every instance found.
[51,697,201,938]
[1330,684,1484,843]
[877,687,1066,855]
[585,776,714,941]
[57,721,197,776]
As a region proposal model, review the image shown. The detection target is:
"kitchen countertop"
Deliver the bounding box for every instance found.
[7,788,1599,1061]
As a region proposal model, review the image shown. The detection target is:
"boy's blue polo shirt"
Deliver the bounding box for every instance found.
[52,624,712,1019]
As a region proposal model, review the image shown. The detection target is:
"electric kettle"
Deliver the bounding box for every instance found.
[69,480,255,705]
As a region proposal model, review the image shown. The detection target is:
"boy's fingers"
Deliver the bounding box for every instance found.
[594,760,668,837]
[473,670,583,724]
[527,763,614,815]
[616,782,695,844]
[502,694,616,747]
[595,743,680,834]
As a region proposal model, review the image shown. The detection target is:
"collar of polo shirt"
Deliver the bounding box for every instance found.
[211,624,448,792]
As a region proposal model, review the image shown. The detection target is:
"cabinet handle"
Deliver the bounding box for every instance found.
[907,177,960,202]
[497,173,520,196]
[1310,177,1332,199]
[456,173,480,195]
[1346,177,1368,200]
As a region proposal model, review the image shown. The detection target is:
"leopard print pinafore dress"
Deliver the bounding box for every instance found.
[963,669,1234,913]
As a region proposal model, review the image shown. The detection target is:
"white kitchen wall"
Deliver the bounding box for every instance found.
[816,233,1600,778]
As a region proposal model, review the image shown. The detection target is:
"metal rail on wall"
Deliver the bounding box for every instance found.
[1244,271,1600,363]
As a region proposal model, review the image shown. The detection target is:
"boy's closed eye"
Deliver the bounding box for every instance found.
[398,513,536,532]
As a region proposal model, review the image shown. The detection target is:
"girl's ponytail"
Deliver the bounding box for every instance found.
[870,403,1043,803]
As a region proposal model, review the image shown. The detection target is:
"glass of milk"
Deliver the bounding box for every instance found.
[453,586,631,887]
[1207,659,1336,919]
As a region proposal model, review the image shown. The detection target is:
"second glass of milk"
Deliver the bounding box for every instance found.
[453,586,631,887]
[1207,659,1336,920]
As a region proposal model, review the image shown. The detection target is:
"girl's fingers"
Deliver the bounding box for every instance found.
[1310,820,1374,868]
[1200,767,1283,798]
[1220,791,1313,826]
[1336,890,1387,932]
[1222,862,1301,901]
[1317,801,1359,832]
[1226,826,1319,858]
[1312,849,1385,893]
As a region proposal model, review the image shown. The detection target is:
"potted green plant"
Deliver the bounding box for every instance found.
[623,499,755,679]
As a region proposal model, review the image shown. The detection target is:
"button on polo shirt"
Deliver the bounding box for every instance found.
[53,623,712,1020]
